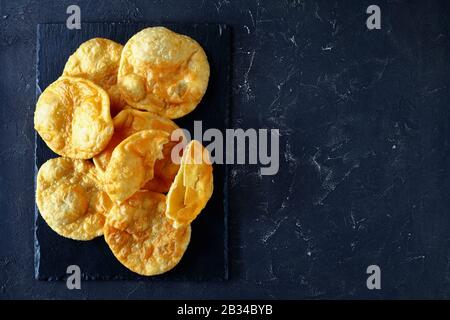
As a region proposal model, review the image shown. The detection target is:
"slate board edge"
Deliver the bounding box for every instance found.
[34,24,41,280]
[222,24,232,281]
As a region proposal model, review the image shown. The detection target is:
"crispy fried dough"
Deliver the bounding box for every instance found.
[63,38,126,114]
[118,27,210,119]
[93,109,182,193]
[34,76,113,159]
[104,191,191,275]
[166,140,213,227]
[104,129,169,203]
[36,157,111,240]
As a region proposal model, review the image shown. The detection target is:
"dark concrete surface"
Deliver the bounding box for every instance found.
[1,0,450,299]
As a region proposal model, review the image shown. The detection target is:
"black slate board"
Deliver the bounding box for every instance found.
[35,23,230,281]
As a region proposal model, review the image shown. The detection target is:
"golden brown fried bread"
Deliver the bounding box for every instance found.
[36,157,112,240]
[93,109,183,193]
[34,76,114,159]
[104,191,191,276]
[118,27,210,119]
[63,38,126,114]
[104,129,169,203]
[166,140,213,227]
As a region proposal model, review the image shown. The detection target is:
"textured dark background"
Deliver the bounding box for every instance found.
[1,0,450,299]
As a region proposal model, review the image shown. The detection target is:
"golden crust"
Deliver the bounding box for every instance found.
[36,157,112,240]
[118,27,210,119]
[104,191,191,276]
[63,38,126,114]
[34,76,114,159]
[104,129,169,203]
[141,138,181,193]
[93,109,182,193]
[166,140,213,227]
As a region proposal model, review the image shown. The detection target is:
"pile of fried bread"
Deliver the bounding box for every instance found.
[34,27,213,276]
